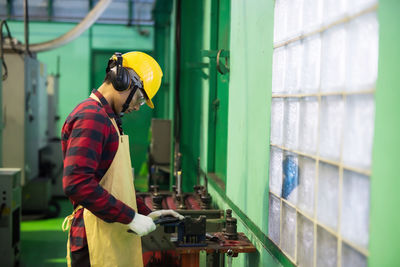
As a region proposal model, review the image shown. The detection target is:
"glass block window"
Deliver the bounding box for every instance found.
[268,0,378,266]
[0,0,155,25]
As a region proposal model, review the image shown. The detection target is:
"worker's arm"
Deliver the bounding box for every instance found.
[62,111,135,224]
[136,196,152,215]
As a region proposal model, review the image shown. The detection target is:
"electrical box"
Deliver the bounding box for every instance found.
[2,52,41,185]
[0,168,22,267]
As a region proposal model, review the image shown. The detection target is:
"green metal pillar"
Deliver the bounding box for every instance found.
[177,0,206,192]
[369,0,400,265]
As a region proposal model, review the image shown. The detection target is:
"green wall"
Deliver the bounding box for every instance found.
[369,0,400,265]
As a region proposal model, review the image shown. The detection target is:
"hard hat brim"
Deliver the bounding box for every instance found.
[146,98,154,109]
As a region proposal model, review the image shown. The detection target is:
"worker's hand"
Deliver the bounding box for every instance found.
[148,209,184,220]
[128,213,156,236]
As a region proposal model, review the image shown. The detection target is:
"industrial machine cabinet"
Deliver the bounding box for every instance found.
[0,168,22,267]
[2,52,41,185]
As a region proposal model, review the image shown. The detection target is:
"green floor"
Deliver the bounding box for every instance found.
[20,198,73,267]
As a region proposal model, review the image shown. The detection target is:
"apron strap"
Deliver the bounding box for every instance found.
[62,205,83,232]
[89,93,122,137]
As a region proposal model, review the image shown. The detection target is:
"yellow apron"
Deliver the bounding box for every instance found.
[62,94,143,267]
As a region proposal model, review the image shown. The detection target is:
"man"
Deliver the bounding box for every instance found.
[61,51,183,267]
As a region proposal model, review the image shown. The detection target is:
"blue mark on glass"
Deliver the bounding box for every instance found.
[282,155,299,199]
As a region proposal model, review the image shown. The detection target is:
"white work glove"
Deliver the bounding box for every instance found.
[128,213,156,236]
[148,209,185,220]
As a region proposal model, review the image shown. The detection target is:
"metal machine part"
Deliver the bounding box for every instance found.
[0,168,22,267]
[178,215,207,247]
[139,191,225,253]
[162,215,207,247]
[21,177,52,213]
[224,209,238,240]
[200,192,212,210]
[150,185,163,210]
[46,74,60,140]
[37,62,48,150]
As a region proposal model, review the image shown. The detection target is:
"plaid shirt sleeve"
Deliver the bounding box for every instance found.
[62,107,136,225]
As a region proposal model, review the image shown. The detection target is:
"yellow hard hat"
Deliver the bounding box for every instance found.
[121,51,163,109]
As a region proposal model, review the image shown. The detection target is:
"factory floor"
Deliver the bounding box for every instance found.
[20,198,72,267]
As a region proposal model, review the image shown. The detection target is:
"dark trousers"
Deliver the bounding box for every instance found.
[71,246,91,267]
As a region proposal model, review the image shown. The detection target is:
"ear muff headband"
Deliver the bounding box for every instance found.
[107,52,130,91]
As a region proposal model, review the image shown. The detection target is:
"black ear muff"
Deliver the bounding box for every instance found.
[108,52,131,91]
[113,67,131,91]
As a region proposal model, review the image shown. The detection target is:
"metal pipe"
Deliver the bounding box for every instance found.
[4,0,112,53]
[23,0,31,56]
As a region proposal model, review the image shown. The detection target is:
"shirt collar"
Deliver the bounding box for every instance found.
[92,89,117,119]
[92,89,124,134]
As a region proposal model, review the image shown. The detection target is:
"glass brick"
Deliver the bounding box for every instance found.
[317,163,339,230]
[297,213,314,267]
[297,156,316,217]
[348,0,377,15]
[323,0,347,26]
[342,95,375,169]
[300,35,321,94]
[321,26,347,93]
[284,98,300,150]
[342,242,367,267]
[285,41,303,94]
[270,98,285,146]
[272,47,286,94]
[268,194,281,245]
[319,96,344,161]
[273,0,288,43]
[282,152,299,205]
[346,13,379,92]
[316,226,338,267]
[341,171,370,248]
[269,147,283,197]
[299,97,319,155]
[302,0,323,33]
[281,202,296,258]
[286,0,303,39]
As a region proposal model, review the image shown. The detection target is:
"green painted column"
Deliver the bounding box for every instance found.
[369,0,400,266]
[152,0,173,119]
[178,0,205,192]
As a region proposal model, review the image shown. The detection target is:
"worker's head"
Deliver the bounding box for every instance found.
[104,51,163,114]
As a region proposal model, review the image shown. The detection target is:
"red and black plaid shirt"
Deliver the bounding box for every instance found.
[62,89,151,252]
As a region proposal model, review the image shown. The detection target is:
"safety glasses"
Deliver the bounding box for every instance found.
[135,89,146,106]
